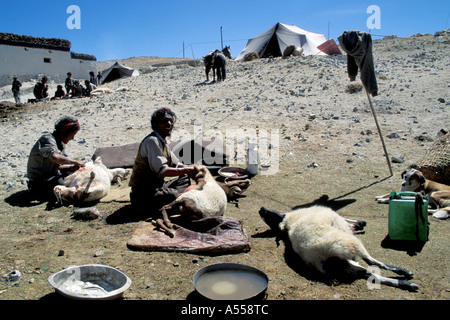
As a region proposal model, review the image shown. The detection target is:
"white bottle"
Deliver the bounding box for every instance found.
[247,141,258,175]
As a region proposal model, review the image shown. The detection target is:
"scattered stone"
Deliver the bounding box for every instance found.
[94,250,104,257]
[391,155,405,163]
[71,207,100,220]
[387,132,400,139]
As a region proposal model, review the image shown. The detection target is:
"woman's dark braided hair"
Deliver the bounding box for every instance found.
[53,116,80,149]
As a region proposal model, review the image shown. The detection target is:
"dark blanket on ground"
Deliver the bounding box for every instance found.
[127,216,251,254]
[93,143,139,168]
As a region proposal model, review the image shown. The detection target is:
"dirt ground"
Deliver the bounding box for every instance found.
[0,35,448,303]
[1,138,448,302]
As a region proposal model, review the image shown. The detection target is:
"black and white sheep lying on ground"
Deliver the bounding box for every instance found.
[157,165,250,237]
[259,206,419,291]
[53,157,129,204]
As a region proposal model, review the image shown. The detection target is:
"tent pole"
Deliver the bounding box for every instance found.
[366,91,393,177]
[328,21,330,40]
[220,26,223,50]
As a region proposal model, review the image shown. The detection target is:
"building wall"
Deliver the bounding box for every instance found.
[0,44,97,87]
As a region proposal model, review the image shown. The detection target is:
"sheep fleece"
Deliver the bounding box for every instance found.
[178,181,227,217]
[280,206,361,266]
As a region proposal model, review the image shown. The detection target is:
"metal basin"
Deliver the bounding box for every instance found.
[218,167,249,180]
[193,263,268,300]
[48,264,131,300]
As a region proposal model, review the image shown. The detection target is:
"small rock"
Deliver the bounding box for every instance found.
[94,250,104,257]
[71,207,100,220]
[387,132,400,139]
[391,155,405,163]
[58,249,65,257]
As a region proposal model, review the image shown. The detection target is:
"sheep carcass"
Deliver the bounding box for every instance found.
[54,157,128,203]
[158,165,227,237]
[259,206,419,291]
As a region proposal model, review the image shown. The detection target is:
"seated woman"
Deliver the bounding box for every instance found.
[27,116,85,201]
[52,85,65,100]
[33,76,49,101]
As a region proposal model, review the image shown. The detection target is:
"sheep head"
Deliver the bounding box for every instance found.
[259,207,285,231]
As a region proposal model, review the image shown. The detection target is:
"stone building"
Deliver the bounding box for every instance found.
[0,33,97,87]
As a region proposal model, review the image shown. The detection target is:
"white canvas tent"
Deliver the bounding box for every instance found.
[236,22,328,60]
[101,62,140,84]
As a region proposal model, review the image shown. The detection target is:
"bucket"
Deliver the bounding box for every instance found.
[388,191,428,241]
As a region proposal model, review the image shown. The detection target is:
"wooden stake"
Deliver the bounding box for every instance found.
[366,91,393,177]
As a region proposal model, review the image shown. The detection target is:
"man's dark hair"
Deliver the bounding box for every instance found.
[151,107,176,131]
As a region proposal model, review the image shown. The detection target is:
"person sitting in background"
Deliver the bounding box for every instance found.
[84,80,97,97]
[71,80,83,97]
[33,76,49,101]
[52,85,65,100]
[27,116,85,202]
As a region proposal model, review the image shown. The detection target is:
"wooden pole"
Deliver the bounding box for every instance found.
[220,26,223,50]
[366,91,393,177]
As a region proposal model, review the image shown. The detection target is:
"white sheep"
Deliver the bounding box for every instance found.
[259,206,419,291]
[157,165,228,236]
[54,157,129,204]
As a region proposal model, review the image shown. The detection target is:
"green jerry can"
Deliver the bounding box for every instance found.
[388,191,429,241]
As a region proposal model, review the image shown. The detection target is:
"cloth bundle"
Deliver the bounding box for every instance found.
[339,31,378,97]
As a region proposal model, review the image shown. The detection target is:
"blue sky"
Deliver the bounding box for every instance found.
[1,0,448,61]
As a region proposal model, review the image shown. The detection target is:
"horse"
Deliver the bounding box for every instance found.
[213,52,226,82]
[222,45,232,59]
[203,46,231,82]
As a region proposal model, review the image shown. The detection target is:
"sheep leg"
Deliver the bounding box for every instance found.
[344,218,367,231]
[155,218,174,238]
[356,242,415,278]
[375,193,390,204]
[77,171,96,201]
[160,205,173,229]
[221,179,250,190]
[347,260,418,291]
[178,198,204,220]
